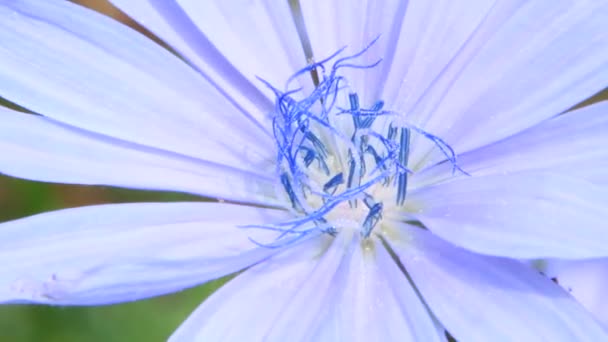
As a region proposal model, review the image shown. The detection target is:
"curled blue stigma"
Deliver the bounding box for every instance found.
[244,39,466,248]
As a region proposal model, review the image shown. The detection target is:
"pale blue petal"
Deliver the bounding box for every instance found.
[169,233,347,342]
[544,258,608,327]
[0,0,273,171]
[174,0,313,96]
[387,224,608,341]
[314,236,444,341]
[106,1,202,71]
[379,0,496,114]
[263,231,353,341]
[107,0,303,127]
[299,0,410,105]
[405,172,608,259]
[408,1,608,166]
[413,101,608,188]
[0,202,289,305]
[0,107,278,205]
[375,239,447,341]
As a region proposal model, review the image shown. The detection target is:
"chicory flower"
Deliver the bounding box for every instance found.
[0,1,607,340]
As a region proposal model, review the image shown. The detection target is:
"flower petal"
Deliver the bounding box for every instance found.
[299,0,410,105]
[105,1,201,70]
[169,233,350,342]
[387,225,608,341]
[0,0,273,171]
[108,0,310,121]
[174,0,312,95]
[408,1,608,166]
[0,107,278,204]
[543,258,608,327]
[405,172,608,259]
[413,101,608,187]
[380,0,496,113]
[0,202,289,305]
[313,237,444,341]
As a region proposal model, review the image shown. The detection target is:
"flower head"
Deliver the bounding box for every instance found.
[0,1,607,341]
[251,40,468,248]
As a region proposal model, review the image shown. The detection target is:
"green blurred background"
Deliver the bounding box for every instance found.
[0,1,606,341]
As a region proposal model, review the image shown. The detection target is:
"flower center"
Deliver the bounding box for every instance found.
[272,85,410,237]
[253,41,464,247]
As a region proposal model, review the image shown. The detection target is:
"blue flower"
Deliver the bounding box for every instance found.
[0,1,607,340]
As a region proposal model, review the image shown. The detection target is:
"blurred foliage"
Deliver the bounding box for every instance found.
[0,0,606,341]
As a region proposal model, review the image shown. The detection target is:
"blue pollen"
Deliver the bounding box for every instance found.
[244,39,466,248]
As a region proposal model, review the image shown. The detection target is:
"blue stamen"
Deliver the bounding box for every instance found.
[248,38,467,247]
[333,36,382,69]
[346,152,358,204]
[300,146,316,167]
[361,201,383,238]
[349,92,359,111]
[371,100,384,111]
[387,123,398,141]
[323,173,344,194]
[405,125,470,176]
[280,173,302,211]
[304,131,328,158]
[284,46,346,90]
[396,128,410,206]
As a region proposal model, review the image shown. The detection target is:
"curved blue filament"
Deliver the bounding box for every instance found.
[245,39,467,248]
